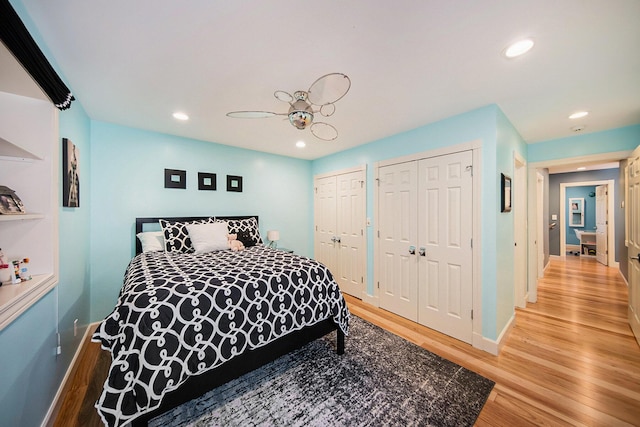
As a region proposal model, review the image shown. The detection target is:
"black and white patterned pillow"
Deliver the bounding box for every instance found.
[223,217,262,246]
[160,218,215,253]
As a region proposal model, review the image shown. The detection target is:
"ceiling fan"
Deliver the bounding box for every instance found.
[226,73,351,141]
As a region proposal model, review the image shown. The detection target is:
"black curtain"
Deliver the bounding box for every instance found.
[0,0,74,110]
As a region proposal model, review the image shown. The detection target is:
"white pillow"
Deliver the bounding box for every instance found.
[136,231,165,253]
[186,222,229,253]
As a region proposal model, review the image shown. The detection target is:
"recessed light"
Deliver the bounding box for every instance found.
[577,167,586,171]
[296,141,306,148]
[503,38,534,58]
[172,112,189,121]
[569,111,589,119]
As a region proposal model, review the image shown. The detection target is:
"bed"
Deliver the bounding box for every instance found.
[91,216,349,427]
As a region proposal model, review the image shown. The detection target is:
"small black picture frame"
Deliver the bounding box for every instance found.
[165,169,186,189]
[198,172,217,191]
[62,138,80,207]
[501,173,512,213]
[227,175,243,192]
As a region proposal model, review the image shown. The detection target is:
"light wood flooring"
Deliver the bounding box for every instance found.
[53,256,640,426]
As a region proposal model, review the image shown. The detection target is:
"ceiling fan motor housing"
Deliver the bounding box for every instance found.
[289,98,314,129]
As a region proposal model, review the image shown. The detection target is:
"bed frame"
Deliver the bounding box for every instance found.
[129,216,345,426]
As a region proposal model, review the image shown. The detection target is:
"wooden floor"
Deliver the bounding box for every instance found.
[53,256,640,426]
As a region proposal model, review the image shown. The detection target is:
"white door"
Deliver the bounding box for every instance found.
[628,145,640,347]
[595,185,608,265]
[514,156,527,308]
[335,171,365,297]
[378,161,418,321]
[417,152,473,343]
[314,175,337,273]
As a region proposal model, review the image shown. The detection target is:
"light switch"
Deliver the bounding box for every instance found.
[551,214,557,220]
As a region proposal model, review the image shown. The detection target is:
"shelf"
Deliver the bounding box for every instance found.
[0,213,45,222]
[0,273,57,331]
[0,135,42,161]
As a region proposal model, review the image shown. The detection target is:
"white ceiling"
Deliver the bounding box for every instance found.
[7,0,640,160]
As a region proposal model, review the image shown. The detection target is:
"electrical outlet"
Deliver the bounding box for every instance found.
[74,319,78,337]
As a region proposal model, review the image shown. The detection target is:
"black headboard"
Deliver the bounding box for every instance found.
[135,215,259,255]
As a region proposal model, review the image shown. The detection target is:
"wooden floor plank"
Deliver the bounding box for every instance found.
[53,256,640,426]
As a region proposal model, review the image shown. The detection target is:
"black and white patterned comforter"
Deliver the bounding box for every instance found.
[92,245,350,427]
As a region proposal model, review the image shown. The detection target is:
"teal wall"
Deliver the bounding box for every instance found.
[89,122,313,320]
[528,124,640,163]
[312,105,517,340]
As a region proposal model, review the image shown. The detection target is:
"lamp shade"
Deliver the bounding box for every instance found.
[267,230,280,242]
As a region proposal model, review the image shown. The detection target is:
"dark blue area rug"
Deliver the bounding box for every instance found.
[150,316,494,426]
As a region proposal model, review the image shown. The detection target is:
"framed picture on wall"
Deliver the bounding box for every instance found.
[501,173,512,213]
[62,138,80,207]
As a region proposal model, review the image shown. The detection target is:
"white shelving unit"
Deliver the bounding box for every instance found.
[0,91,59,330]
[580,231,597,258]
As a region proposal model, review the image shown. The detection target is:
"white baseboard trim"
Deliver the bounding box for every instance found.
[474,314,515,356]
[42,321,101,427]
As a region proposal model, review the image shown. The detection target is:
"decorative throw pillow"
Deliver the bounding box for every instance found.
[225,217,262,246]
[160,218,215,253]
[136,231,165,253]
[186,222,229,253]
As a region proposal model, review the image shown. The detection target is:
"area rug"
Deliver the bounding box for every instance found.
[149,316,494,427]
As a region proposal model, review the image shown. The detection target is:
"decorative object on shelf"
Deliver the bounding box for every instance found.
[0,186,25,214]
[226,175,243,192]
[164,168,186,189]
[18,258,30,281]
[62,138,80,207]
[500,173,512,213]
[198,172,217,191]
[226,73,351,141]
[267,230,280,248]
[0,248,9,285]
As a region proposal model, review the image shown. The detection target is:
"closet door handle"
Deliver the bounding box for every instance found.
[419,247,426,257]
[408,246,416,255]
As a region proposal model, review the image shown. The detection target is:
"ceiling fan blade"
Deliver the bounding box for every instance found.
[226,111,280,118]
[310,122,338,141]
[307,73,351,106]
[274,90,293,103]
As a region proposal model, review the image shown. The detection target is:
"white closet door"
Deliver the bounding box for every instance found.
[336,170,365,297]
[314,175,337,274]
[595,185,608,265]
[628,146,640,347]
[417,151,473,343]
[378,162,419,321]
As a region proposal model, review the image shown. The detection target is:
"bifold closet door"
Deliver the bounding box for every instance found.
[378,161,419,321]
[314,175,337,274]
[417,151,473,344]
[314,170,366,298]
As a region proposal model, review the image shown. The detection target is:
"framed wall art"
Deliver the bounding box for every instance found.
[198,172,217,191]
[227,175,243,192]
[501,173,512,213]
[62,138,80,207]
[164,169,186,189]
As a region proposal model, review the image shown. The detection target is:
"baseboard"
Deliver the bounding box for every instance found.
[42,321,101,427]
[474,314,515,356]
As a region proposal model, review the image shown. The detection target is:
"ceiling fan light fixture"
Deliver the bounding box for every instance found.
[289,110,313,129]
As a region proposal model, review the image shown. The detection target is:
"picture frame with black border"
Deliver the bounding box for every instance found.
[164,169,186,189]
[501,173,512,213]
[62,138,80,207]
[226,175,243,192]
[0,186,25,215]
[198,172,217,191]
